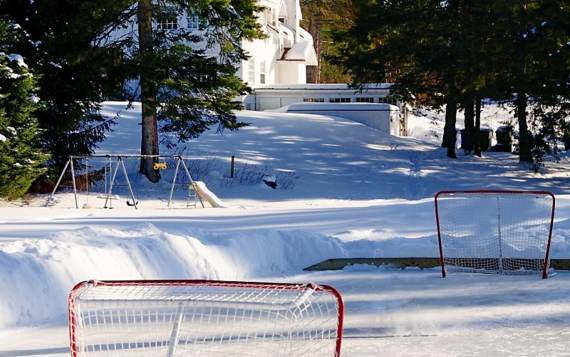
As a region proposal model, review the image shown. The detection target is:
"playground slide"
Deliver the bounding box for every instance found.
[193,181,227,208]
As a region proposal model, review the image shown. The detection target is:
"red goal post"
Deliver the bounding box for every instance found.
[68,279,344,357]
[435,190,555,279]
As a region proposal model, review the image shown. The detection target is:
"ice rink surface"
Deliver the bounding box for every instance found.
[1,269,569,356]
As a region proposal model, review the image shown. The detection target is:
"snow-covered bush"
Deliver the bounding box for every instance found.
[0,20,47,199]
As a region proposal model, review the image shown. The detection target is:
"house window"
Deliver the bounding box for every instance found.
[379,97,396,104]
[356,97,374,103]
[303,98,325,102]
[329,98,351,103]
[248,59,255,85]
[187,15,199,30]
[264,9,277,27]
[259,61,266,84]
[156,8,178,30]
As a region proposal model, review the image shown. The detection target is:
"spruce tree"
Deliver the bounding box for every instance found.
[0,20,47,199]
[1,0,125,173]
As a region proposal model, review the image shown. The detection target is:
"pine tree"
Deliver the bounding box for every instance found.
[98,1,262,181]
[332,0,467,158]
[0,20,47,199]
[1,0,125,174]
[529,1,569,166]
[333,0,569,164]
[491,1,570,164]
[301,0,353,83]
[2,0,262,182]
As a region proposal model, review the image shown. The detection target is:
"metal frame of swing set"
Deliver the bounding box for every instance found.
[47,154,205,209]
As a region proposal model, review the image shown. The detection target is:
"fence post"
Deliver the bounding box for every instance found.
[230,155,235,178]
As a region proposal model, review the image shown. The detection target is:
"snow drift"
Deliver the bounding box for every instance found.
[0,224,346,328]
[3,216,570,329]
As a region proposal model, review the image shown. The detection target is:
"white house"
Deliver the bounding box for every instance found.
[244,83,394,110]
[107,2,409,135]
[108,0,317,88]
[238,0,318,87]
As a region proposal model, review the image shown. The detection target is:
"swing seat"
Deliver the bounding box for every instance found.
[153,162,168,170]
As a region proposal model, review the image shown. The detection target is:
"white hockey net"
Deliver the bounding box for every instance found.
[68,280,344,357]
[435,190,555,278]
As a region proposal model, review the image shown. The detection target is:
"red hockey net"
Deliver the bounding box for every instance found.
[435,190,555,278]
[68,280,344,357]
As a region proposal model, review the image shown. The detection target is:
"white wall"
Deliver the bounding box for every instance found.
[283,102,401,135]
[244,84,393,110]
[276,61,306,84]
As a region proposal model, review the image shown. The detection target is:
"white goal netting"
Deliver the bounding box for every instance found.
[435,190,555,278]
[68,280,344,357]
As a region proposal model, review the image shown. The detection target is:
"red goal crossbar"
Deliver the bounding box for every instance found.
[435,190,555,279]
[69,279,345,357]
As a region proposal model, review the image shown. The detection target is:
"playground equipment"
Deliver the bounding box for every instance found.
[47,154,224,209]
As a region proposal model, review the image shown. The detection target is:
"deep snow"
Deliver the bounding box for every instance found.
[1,102,569,355]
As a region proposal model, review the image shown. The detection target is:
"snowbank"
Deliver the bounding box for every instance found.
[3,215,570,329]
[0,224,346,328]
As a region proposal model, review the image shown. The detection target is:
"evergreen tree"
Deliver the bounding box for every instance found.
[333,0,468,158]
[333,0,569,163]
[301,0,354,83]
[3,0,262,182]
[490,1,570,164]
[533,0,570,162]
[0,20,47,199]
[95,1,262,181]
[1,0,124,174]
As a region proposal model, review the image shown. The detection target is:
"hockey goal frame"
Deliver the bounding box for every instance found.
[435,189,555,279]
[68,279,345,357]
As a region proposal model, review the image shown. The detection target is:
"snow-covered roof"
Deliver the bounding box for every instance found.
[256,83,392,91]
[278,0,288,18]
[282,40,317,65]
[297,27,313,42]
[283,102,400,112]
[259,0,282,7]
[279,23,295,39]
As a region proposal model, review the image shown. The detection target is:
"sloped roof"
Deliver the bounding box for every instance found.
[283,40,317,65]
[278,0,288,18]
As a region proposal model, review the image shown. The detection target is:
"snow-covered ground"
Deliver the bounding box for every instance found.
[1,102,569,356]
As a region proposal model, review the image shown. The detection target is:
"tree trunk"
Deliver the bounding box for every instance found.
[443,95,458,158]
[463,98,475,153]
[306,14,321,83]
[137,0,160,182]
[563,124,570,151]
[474,97,482,157]
[515,92,532,162]
[313,2,322,83]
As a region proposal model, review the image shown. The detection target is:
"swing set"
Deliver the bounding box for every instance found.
[47,154,205,209]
